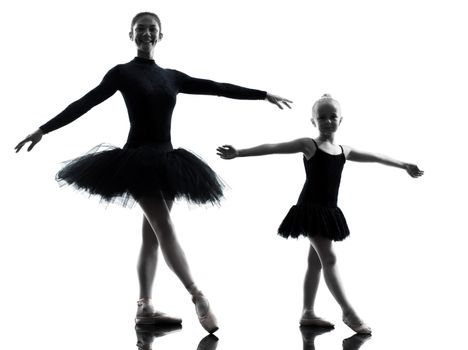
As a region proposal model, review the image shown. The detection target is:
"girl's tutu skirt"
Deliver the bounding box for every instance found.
[56,143,224,207]
[278,204,350,241]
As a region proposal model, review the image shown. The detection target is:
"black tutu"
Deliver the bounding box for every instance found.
[56,143,225,207]
[278,204,350,241]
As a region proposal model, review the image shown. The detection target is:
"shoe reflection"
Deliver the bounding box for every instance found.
[196,334,219,350]
[300,326,371,350]
[300,326,334,350]
[135,324,219,350]
[135,324,182,350]
[342,333,372,350]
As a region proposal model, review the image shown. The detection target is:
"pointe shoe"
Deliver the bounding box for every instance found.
[135,298,182,325]
[192,294,219,333]
[342,314,372,334]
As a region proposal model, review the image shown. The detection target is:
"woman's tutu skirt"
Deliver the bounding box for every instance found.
[55,143,224,207]
[278,204,350,241]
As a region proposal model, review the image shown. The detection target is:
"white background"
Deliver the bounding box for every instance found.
[1,0,466,349]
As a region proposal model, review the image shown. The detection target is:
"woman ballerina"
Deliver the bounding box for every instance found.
[15,11,291,333]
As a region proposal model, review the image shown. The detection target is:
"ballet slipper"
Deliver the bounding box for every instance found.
[192,294,218,333]
[342,314,372,334]
[300,310,334,327]
[300,316,335,328]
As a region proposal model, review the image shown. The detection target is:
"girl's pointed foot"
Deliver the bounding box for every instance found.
[342,313,372,334]
[192,294,218,333]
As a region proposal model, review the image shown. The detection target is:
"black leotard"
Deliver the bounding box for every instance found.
[40,57,267,147]
[41,57,266,206]
[278,139,350,241]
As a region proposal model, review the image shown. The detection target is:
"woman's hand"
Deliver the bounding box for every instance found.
[216,145,238,160]
[15,129,44,153]
[404,163,424,178]
[266,93,293,110]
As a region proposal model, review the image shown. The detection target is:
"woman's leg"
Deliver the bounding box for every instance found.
[138,194,218,333]
[300,245,334,327]
[136,199,183,325]
[138,195,199,294]
[308,235,371,333]
[137,200,174,299]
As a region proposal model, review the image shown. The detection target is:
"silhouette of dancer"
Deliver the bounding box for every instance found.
[217,94,423,334]
[15,11,292,333]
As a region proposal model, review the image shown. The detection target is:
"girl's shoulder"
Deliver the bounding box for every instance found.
[298,137,317,159]
[340,144,353,158]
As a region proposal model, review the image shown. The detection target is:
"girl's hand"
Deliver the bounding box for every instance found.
[216,145,238,160]
[15,129,44,153]
[404,163,424,178]
[266,93,293,110]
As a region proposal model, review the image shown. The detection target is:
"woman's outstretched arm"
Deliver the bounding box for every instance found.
[173,70,292,109]
[15,67,120,153]
[217,138,313,159]
[344,146,424,178]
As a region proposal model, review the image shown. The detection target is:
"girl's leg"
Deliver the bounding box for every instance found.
[308,235,371,333]
[303,246,322,312]
[300,245,334,327]
[138,194,218,333]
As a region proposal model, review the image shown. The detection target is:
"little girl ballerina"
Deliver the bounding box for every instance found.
[217,94,423,333]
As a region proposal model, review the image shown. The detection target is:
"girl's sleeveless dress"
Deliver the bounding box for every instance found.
[39,57,267,207]
[278,140,350,241]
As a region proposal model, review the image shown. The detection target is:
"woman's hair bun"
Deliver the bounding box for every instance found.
[321,93,332,98]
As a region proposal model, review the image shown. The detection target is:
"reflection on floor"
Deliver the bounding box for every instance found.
[300,326,371,350]
[135,324,218,350]
[134,324,371,350]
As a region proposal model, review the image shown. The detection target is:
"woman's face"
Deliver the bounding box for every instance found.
[130,15,162,54]
[312,102,342,136]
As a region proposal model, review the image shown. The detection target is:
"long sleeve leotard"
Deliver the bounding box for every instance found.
[40,57,267,148]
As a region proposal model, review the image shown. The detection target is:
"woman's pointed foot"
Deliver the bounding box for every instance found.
[342,313,372,334]
[192,294,218,333]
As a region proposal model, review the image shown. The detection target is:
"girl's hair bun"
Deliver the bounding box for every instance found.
[312,94,340,118]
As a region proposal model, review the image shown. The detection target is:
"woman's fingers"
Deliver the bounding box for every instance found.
[266,93,293,109]
[15,138,30,153]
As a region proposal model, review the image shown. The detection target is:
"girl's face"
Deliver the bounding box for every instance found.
[312,102,342,136]
[129,15,162,53]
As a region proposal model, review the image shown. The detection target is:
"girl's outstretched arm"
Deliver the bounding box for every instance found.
[217,138,313,159]
[343,146,424,178]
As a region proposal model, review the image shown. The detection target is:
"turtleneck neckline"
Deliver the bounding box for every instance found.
[133,56,156,65]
